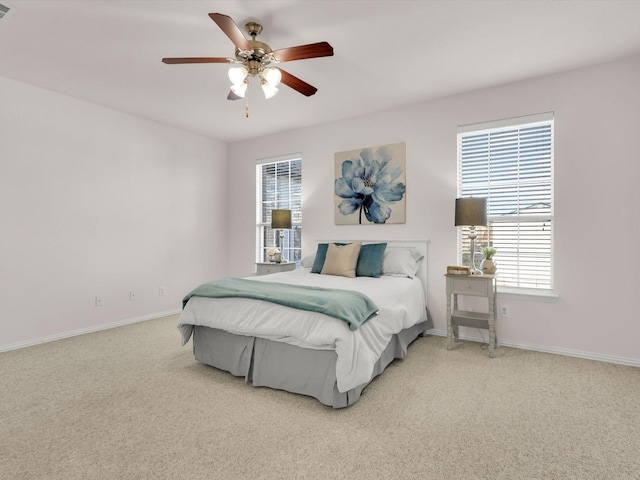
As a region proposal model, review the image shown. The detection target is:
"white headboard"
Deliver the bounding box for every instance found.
[314,239,429,300]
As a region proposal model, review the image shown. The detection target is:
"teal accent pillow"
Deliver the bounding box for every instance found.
[310,243,330,273]
[356,243,387,277]
[311,243,387,277]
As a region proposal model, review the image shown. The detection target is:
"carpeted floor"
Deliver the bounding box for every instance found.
[1,315,639,479]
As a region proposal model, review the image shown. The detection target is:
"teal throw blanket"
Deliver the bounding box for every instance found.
[182,277,379,331]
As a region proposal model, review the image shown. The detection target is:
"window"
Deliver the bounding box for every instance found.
[457,112,554,291]
[256,154,302,266]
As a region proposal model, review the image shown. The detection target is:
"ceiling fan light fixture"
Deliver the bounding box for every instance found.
[261,80,279,99]
[228,65,248,85]
[230,81,248,98]
[262,67,282,87]
[163,13,333,100]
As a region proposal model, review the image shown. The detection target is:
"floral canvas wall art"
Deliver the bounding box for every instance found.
[334,142,406,225]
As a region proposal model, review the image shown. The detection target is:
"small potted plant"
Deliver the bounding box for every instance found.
[481,246,497,274]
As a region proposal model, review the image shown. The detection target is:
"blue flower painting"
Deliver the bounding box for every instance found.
[334,142,406,224]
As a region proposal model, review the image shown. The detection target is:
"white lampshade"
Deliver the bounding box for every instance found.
[228,66,248,85]
[230,81,248,98]
[261,80,278,99]
[262,67,282,86]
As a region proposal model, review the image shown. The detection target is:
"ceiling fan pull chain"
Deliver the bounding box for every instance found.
[245,102,249,118]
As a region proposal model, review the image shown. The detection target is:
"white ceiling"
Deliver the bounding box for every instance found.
[2,0,640,143]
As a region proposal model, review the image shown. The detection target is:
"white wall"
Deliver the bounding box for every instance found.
[0,76,228,349]
[227,54,640,364]
[3,54,638,364]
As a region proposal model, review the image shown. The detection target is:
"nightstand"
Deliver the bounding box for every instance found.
[445,274,497,358]
[256,262,295,276]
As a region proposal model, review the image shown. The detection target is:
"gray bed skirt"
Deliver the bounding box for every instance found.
[192,317,432,408]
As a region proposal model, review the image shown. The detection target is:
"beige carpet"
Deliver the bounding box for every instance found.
[1,315,639,480]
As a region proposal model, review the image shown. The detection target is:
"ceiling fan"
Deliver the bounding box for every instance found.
[162,13,334,100]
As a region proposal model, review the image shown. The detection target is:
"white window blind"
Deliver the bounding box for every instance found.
[457,113,554,290]
[256,155,302,266]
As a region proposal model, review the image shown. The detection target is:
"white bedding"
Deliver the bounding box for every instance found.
[178,268,427,392]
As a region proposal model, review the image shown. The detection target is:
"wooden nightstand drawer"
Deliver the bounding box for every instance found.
[449,277,488,296]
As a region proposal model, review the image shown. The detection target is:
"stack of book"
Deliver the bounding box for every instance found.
[446,266,470,276]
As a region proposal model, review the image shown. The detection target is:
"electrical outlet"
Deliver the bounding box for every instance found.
[95,296,103,307]
[130,291,136,301]
[501,305,510,317]
[159,286,165,296]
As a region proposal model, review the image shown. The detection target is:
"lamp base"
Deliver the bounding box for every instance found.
[278,231,287,263]
[468,229,482,275]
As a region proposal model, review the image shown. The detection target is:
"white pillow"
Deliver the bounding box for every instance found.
[301,253,315,268]
[381,247,424,278]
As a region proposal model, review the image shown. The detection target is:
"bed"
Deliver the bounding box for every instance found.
[178,240,431,408]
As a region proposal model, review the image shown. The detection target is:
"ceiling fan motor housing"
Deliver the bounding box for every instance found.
[235,21,275,76]
[244,21,263,37]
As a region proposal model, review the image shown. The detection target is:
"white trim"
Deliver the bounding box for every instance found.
[0,309,181,353]
[427,329,640,368]
[255,152,302,165]
[457,114,555,291]
[497,288,559,300]
[256,156,303,264]
[458,111,554,133]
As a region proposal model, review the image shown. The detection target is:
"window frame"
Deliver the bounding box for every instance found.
[255,153,302,268]
[457,112,555,295]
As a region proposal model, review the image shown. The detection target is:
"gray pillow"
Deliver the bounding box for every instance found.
[381,247,423,278]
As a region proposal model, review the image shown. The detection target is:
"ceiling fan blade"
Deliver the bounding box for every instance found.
[279,69,318,97]
[227,90,242,101]
[271,42,334,63]
[162,57,230,64]
[209,13,252,51]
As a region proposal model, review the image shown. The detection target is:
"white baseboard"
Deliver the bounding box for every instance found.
[426,328,640,368]
[5,320,638,369]
[0,309,182,353]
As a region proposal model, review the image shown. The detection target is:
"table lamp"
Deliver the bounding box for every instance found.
[455,197,487,275]
[271,209,292,262]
